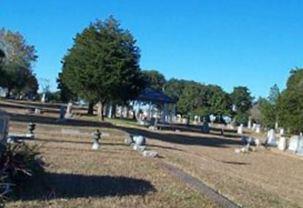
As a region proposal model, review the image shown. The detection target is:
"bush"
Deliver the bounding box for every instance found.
[0,142,44,204]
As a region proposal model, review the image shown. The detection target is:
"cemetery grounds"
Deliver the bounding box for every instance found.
[1,99,303,208]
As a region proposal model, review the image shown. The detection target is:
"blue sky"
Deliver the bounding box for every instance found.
[1,0,303,97]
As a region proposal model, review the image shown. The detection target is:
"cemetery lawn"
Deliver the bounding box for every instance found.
[2,100,303,208]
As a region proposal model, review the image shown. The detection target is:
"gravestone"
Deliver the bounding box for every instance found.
[201,121,210,133]
[91,130,101,150]
[41,93,46,103]
[237,124,243,134]
[132,135,146,151]
[182,118,188,124]
[278,137,287,151]
[223,116,231,125]
[247,119,252,129]
[0,110,9,144]
[64,102,73,119]
[266,129,277,146]
[177,114,182,123]
[279,128,285,135]
[288,136,303,155]
[193,115,199,125]
[209,114,216,124]
[255,124,261,133]
[34,108,41,114]
[275,122,279,130]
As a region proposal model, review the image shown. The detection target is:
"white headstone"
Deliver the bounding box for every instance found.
[237,124,243,134]
[177,114,182,123]
[133,135,146,146]
[247,119,252,129]
[92,141,100,150]
[279,128,285,135]
[278,137,287,151]
[288,135,303,155]
[266,129,277,146]
[193,115,199,125]
[64,102,73,119]
[210,114,216,123]
[41,93,46,103]
[254,138,261,147]
[275,122,279,130]
[255,124,261,133]
[35,108,41,114]
[182,118,188,124]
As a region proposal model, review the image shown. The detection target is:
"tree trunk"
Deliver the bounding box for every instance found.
[112,105,116,118]
[126,106,129,119]
[97,101,104,121]
[87,101,94,115]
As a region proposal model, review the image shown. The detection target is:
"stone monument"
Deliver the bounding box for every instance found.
[266,129,277,146]
[237,124,243,134]
[0,110,9,144]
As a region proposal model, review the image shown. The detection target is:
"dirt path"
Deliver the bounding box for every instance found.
[158,161,240,208]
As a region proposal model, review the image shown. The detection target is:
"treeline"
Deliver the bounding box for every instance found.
[0,18,301,134]
[58,16,253,123]
[255,68,303,134]
[0,29,39,99]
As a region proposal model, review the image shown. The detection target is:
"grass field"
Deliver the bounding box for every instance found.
[1,99,303,208]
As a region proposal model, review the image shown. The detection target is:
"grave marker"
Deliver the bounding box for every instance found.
[0,110,9,144]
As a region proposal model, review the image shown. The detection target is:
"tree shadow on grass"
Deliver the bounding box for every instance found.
[8,112,242,148]
[8,112,113,128]
[220,160,250,165]
[18,173,156,201]
[117,126,242,148]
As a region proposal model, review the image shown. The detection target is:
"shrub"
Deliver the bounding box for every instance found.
[0,142,44,204]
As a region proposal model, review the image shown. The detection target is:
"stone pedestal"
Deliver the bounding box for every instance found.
[92,141,100,150]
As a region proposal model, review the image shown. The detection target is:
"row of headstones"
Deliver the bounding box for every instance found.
[265,129,303,155]
[237,124,262,134]
[237,126,303,156]
[27,102,73,121]
[173,115,218,125]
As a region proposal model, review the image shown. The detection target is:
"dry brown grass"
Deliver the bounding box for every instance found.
[2,101,215,208]
[2,100,303,208]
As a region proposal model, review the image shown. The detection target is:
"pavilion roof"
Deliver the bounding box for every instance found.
[136,88,176,104]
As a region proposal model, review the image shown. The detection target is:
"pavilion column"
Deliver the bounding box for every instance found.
[162,103,168,122]
[148,101,152,120]
[137,101,141,120]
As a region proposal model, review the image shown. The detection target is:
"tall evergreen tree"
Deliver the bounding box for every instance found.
[277,68,303,134]
[61,17,144,120]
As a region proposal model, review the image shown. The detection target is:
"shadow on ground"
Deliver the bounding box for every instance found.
[7,110,242,148]
[118,125,242,148]
[17,173,156,201]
